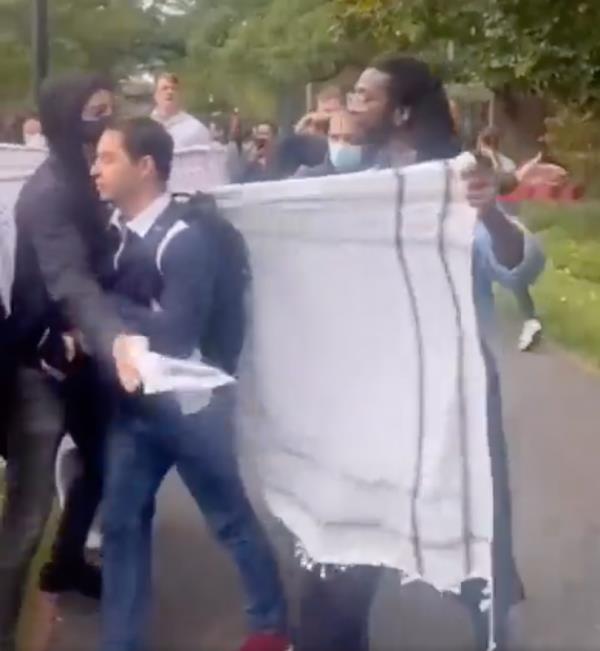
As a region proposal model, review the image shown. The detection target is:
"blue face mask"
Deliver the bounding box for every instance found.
[328,141,363,173]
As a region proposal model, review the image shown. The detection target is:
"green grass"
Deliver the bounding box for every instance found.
[514,202,600,367]
[523,201,600,239]
[531,265,600,367]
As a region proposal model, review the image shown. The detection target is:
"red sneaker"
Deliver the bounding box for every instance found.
[239,633,292,651]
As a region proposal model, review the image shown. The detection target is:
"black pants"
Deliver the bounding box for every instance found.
[0,363,107,651]
[296,565,380,651]
[50,360,108,569]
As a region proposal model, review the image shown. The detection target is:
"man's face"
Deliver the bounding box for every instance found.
[328,112,362,146]
[317,95,343,116]
[254,124,275,149]
[155,78,180,115]
[351,68,393,143]
[92,129,146,204]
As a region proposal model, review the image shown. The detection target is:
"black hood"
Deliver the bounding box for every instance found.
[39,72,113,168]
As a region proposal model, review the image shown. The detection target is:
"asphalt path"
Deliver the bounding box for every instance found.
[45,327,600,651]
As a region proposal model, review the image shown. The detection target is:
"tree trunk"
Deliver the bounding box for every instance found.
[493,89,549,163]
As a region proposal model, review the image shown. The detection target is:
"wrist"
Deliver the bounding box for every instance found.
[479,202,505,226]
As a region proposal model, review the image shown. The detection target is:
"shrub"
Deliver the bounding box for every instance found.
[521,201,600,240]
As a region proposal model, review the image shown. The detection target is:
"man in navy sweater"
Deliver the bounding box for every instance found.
[91,118,289,651]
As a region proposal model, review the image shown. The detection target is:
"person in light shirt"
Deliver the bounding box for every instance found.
[151,72,211,149]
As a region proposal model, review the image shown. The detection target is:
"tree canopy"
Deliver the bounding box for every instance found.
[165,0,359,119]
[3,0,600,116]
[335,0,600,106]
[0,0,172,105]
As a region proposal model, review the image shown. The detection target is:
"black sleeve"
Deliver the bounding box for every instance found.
[19,187,123,366]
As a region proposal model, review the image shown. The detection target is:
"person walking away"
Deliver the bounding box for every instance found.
[478,126,543,352]
[1,73,141,651]
[294,56,545,651]
[151,72,211,149]
[92,117,290,651]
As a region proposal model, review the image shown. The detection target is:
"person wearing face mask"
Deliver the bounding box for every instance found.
[296,109,364,178]
[1,73,142,651]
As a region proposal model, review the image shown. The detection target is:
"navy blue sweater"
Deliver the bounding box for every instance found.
[109,196,249,375]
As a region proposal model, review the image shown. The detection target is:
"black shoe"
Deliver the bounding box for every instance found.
[38,560,102,600]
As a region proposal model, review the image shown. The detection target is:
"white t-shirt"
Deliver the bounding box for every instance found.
[152,110,212,149]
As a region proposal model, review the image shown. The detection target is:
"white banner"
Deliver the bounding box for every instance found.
[218,164,491,590]
[0,152,491,590]
[0,173,23,315]
[0,142,229,193]
[169,144,229,193]
[0,144,47,177]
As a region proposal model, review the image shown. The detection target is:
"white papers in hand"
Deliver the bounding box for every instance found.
[136,351,235,394]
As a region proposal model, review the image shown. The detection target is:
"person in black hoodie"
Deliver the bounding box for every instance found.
[0,73,140,651]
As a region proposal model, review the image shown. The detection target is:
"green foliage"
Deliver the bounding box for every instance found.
[0,0,175,105]
[3,0,359,120]
[514,202,600,366]
[335,0,600,106]
[522,202,600,240]
[174,0,357,119]
[542,107,600,198]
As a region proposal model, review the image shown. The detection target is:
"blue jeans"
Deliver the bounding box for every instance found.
[513,285,537,320]
[100,389,287,651]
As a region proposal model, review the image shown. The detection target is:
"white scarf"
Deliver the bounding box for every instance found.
[217,162,493,591]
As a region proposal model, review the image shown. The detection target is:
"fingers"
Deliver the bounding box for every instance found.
[62,334,77,363]
[116,358,142,394]
[113,334,146,393]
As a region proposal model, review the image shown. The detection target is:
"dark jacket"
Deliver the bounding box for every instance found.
[10,74,122,370]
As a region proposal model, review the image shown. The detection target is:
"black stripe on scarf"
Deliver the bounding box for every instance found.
[436,161,473,575]
[393,169,426,575]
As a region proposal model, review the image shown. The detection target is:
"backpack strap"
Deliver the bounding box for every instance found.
[142,200,190,274]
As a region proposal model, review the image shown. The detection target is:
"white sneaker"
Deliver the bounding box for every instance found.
[55,435,80,509]
[518,319,542,351]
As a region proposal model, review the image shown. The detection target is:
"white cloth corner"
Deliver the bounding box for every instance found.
[0,174,24,316]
